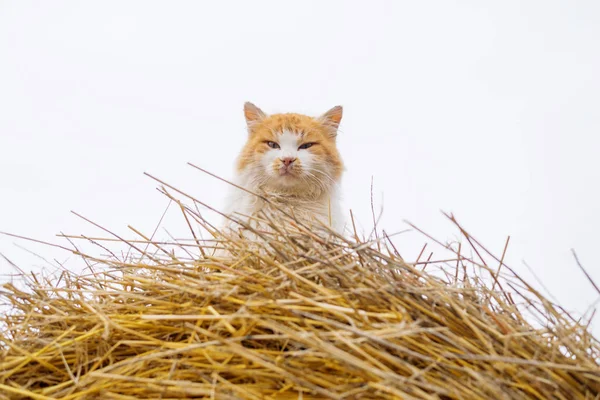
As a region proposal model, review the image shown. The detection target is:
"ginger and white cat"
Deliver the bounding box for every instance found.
[221,102,346,236]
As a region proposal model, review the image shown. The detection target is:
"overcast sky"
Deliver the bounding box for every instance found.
[1,1,599,334]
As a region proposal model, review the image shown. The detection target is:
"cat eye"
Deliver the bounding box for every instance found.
[266,141,280,149]
[298,142,315,150]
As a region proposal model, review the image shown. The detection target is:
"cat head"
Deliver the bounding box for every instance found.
[236,102,344,197]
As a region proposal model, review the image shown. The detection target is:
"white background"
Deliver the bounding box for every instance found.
[1,2,599,334]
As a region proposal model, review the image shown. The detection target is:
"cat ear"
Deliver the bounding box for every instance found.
[319,105,343,137]
[244,102,266,128]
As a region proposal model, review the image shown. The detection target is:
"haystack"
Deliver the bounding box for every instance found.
[1,174,599,399]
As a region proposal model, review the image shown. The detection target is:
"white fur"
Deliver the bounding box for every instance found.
[222,130,346,236]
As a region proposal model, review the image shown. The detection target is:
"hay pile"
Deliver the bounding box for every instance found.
[1,179,600,399]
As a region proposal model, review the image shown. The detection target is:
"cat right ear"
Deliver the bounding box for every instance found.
[244,102,266,129]
[318,105,343,138]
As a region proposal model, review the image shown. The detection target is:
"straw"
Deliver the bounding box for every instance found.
[1,176,599,399]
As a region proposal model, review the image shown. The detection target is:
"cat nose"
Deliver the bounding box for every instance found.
[282,157,296,167]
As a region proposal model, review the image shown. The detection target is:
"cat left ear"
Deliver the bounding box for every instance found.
[319,106,343,137]
[244,102,266,129]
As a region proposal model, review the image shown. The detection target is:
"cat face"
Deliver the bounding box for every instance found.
[236,102,344,197]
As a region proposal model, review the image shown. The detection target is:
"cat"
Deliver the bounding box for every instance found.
[220,102,346,241]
